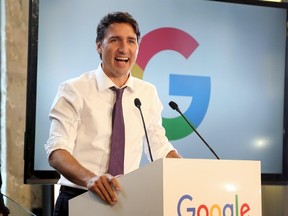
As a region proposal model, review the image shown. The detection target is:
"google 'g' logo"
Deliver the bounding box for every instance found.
[132,28,211,141]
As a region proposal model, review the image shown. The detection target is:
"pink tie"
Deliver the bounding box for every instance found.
[108,87,126,176]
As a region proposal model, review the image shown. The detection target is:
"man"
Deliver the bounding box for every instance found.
[45,11,181,216]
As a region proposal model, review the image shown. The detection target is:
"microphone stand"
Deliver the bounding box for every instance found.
[170,101,220,160]
[134,98,154,162]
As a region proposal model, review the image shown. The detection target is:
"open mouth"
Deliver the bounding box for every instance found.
[115,57,129,63]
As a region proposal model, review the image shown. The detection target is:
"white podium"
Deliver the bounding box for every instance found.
[69,158,262,216]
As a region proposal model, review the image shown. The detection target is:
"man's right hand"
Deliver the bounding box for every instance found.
[87,174,121,205]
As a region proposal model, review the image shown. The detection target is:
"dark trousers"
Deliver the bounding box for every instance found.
[53,186,87,216]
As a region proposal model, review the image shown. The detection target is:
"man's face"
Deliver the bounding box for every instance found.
[97,22,139,84]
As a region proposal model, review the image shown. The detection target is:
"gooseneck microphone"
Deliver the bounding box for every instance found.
[169,101,220,160]
[134,98,153,162]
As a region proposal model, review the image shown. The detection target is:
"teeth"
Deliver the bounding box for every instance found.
[116,57,128,61]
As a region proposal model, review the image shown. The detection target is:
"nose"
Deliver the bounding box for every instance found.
[118,41,128,53]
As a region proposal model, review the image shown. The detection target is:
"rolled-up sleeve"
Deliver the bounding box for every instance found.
[45,83,82,158]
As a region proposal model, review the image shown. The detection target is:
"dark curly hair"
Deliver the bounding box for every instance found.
[96,11,141,45]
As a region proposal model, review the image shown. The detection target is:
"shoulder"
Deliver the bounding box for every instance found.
[63,70,96,85]
[59,70,97,92]
[131,76,157,92]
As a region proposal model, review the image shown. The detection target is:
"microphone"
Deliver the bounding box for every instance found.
[169,101,220,160]
[134,98,154,162]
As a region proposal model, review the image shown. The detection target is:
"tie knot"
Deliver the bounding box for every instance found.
[110,86,126,100]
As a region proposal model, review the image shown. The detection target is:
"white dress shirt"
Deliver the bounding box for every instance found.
[45,64,175,188]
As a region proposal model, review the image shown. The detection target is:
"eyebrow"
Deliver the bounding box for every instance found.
[109,35,137,41]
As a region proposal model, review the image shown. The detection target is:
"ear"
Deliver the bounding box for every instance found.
[96,42,101,54]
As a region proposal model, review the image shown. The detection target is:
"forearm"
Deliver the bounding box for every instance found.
[49,149,95,187]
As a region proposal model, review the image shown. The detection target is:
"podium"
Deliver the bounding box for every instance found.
[69,158,262,216]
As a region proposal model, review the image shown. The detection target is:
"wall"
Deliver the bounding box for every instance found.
[3,0,42,213]
[262,185,288,216]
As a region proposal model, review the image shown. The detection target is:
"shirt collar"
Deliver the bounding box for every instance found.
[95,64,135,92]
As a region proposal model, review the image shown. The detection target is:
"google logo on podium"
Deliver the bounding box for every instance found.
[177,194,251,216]
[132,28,211,140]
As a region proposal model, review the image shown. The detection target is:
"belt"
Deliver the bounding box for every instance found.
[60,186,87,196]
